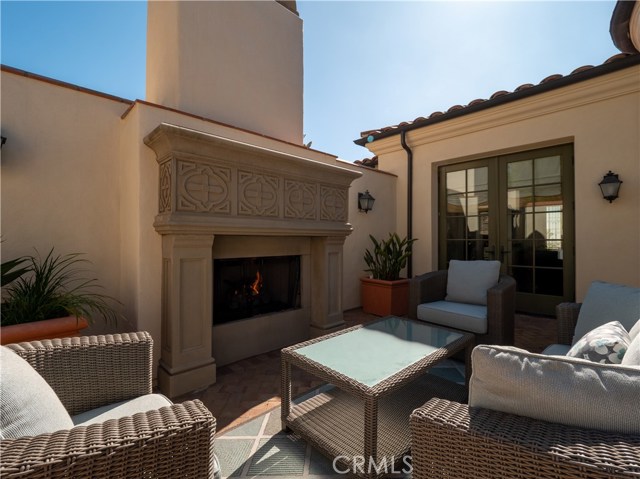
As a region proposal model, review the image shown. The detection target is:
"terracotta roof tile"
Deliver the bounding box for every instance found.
[540,73,563,83]
[354,156,379,168]
[357,53,639,142]
[570,65,594,75]
[514,83,535,92]
[489,90,510,99]
[604,52,630,63]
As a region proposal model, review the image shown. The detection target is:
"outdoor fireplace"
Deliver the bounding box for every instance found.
[144,123,361,397]
[214,255,301,324]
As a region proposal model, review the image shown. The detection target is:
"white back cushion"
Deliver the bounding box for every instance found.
[469,344,640,434]
[628,319,640,342]
[446,260,501,306]
[622,332,640,366]
[573,281,640,345]
[0,346,73,438]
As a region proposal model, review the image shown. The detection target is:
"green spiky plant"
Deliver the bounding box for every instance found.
[1,248,120,327]
[363,233,417,281]
[1,256,31,287]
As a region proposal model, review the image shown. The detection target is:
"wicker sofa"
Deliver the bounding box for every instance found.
[0,332,218,479]
[410,281,640,479]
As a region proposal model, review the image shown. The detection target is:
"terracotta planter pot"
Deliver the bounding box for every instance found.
[360,277,410,317]
[1,315,89,345]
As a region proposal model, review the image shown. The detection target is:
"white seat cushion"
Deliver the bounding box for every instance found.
[71,393,221,479]
[0,346,74,439]
[72,394,173,426]
[445,260,501,306]
[417,300,487,334]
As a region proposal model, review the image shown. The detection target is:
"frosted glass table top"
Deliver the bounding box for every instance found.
[294,317,464,388]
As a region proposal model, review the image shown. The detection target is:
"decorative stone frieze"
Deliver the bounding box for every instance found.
[238,170,279,217]
[159,161,172,213]
[284,180,317,220]
[177,160,231,214]
[320,186,347,222]
[144,123,361,235]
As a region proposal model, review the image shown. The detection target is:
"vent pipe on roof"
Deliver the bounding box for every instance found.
[401,130,414,279]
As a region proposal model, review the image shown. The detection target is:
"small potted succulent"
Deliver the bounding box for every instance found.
[1,248,120,344]
[361,233,416,316]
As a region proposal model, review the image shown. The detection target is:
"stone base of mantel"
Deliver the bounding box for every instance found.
[310,318,346,338]
[158,360,217,398]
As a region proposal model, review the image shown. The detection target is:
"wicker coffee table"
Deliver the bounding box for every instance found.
[281,316,473,479]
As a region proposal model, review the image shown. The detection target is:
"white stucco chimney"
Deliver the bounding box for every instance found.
[146,1,303,145]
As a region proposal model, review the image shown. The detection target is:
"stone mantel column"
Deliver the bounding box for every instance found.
[159,234,216,398]
[310,236,346,336]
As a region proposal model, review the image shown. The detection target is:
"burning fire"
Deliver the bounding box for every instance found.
[250,271,263,295]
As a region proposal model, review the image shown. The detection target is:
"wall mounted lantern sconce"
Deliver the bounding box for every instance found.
[358,190,375,213]
[1,136,6,149]
[598,171,623,203]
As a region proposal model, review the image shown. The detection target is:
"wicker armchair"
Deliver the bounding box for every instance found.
[551,280,639,353]
[408,270,516,346]
[555,301,583,345]
[410,397,640,479]
[0,332,217,479]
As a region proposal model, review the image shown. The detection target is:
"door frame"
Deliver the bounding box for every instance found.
[438,144,575,315]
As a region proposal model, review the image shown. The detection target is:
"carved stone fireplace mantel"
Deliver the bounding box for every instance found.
[144,123,361,397]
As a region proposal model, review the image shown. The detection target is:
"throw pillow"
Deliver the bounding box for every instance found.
[469,344,640,434]
[567,321,630,364]
[445,260,501,306]
[0,346,74,438]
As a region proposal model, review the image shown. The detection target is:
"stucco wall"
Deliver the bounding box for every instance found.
[1,70,134,334]
[146,1,303,144]
[338,162,397,310]
[365,66,640,301]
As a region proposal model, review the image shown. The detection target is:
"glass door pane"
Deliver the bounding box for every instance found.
[440,162,494,269]
[500,145,574,315]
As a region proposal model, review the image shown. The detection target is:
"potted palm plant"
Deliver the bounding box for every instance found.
[1,248,120,344]
[361,233,416,316]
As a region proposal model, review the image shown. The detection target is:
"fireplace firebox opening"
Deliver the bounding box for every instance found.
[213,255,301,324]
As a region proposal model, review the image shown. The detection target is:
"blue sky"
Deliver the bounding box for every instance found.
[1,1,620,161]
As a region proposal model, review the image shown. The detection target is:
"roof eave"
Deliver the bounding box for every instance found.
[354,53,640,147]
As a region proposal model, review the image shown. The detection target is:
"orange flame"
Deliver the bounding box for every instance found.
[250,271,262,295]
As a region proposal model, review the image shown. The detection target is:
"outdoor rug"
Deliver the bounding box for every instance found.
[214,359,465,479]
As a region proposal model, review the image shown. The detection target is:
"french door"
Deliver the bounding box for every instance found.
[438,144,575,315]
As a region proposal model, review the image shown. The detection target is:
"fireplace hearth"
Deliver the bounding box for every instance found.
[214,255,301,324]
